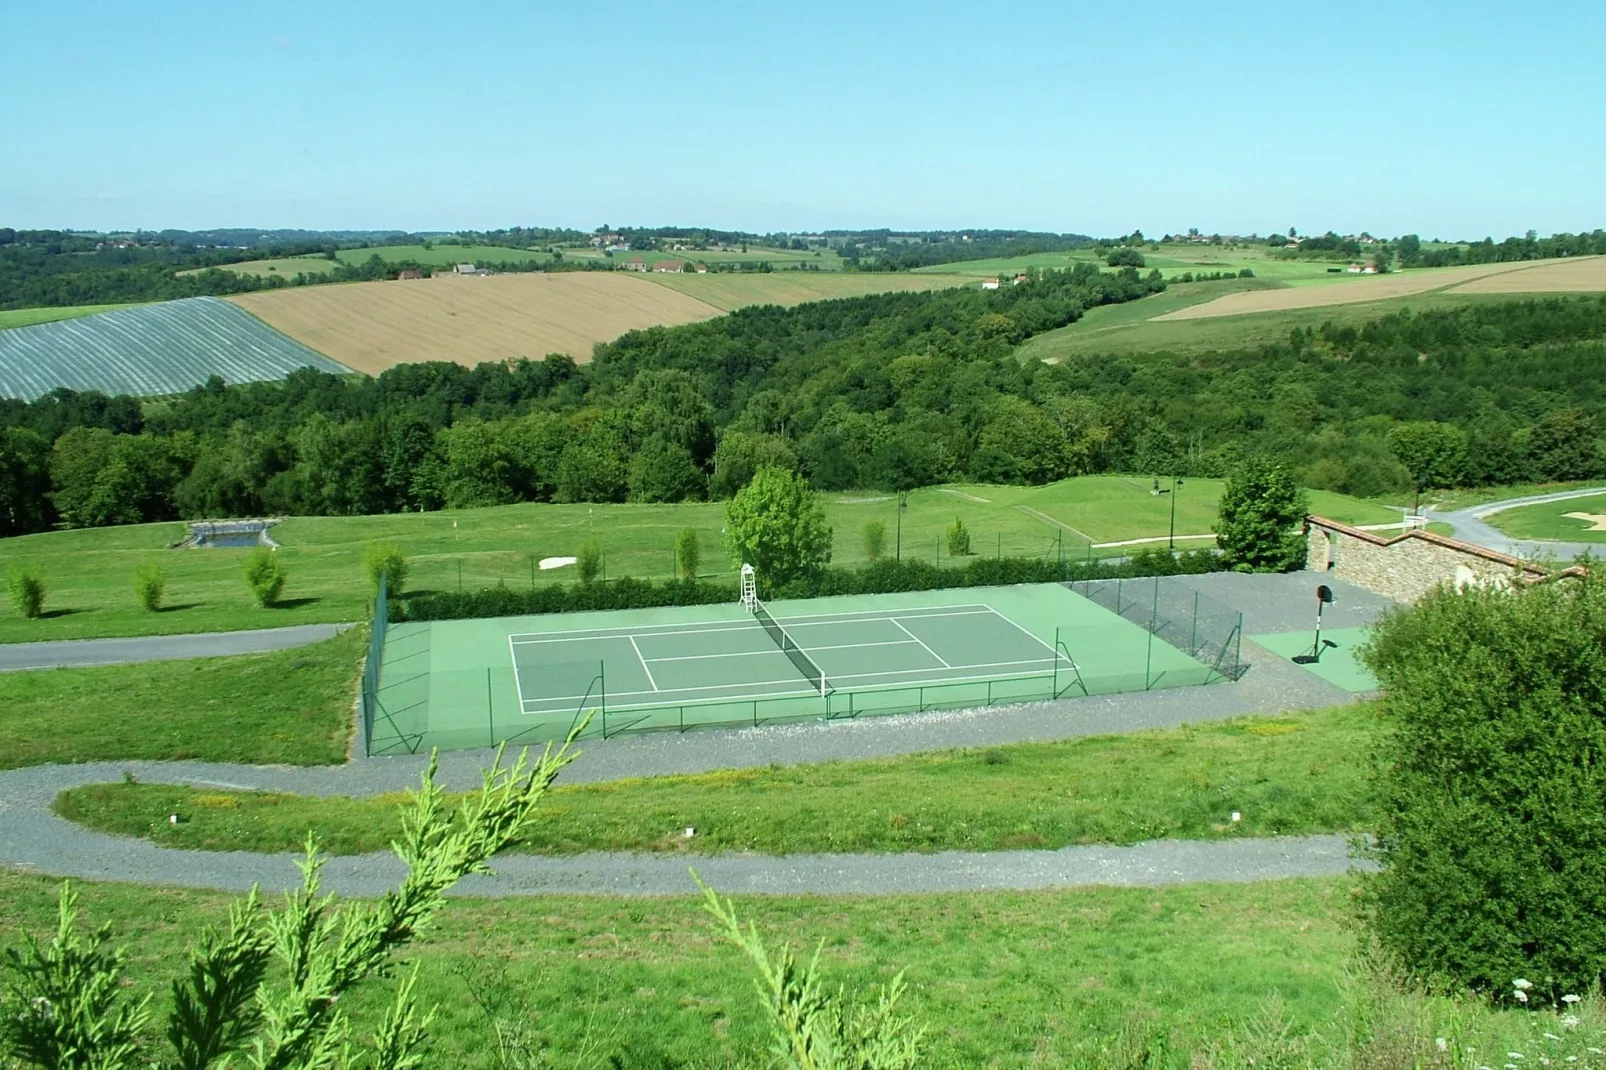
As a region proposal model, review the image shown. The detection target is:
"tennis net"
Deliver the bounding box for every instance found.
[753,600,830,697]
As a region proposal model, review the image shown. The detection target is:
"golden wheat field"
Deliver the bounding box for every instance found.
[1150,259,1576,321]
[228,273,725,373]
[1447,255,1606,293]
[639,271,971,310]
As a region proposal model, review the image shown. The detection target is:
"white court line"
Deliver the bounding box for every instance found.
[890,617,952,668]
[507,632,529,713]
[644,638,918,664]
[518,662,1067,716]
[982,605,1074,663]
[507,605,994,644]
[627,635,660,691]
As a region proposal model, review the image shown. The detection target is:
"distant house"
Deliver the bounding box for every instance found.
[1012,274,1028,285]
[453,263,487,276]
[396,269,422,281]
[623,256,648,271]
[695,263,709,274]
[981,278,1001,290]
[653,259,687,273]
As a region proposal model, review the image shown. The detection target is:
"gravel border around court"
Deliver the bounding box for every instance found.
[0,573,1392,896]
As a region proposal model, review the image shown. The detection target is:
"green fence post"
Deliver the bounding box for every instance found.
[1191,591,1199,657]
[487,667,495,748]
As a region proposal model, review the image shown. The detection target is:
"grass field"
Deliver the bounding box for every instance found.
[0,630,357,768]
[336,243,551,268]
[229,272,725,373]
[0,868,1591,1066]
[0,302,146,329]
[914,242,1385,285]
[55,703,1375,852]
[1486,491,1606,543]
[640,270,971,310]
[190,256,340,278]
[1019,288,1533,360]
[571,244,847,271]
[0,478,1401,643]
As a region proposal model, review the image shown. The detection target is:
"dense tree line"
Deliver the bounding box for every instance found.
[3,280,1605,539]
[1399,228,1606,268]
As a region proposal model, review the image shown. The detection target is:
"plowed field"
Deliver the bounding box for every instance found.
[229,273,724,373]
[1448,255,1606,293]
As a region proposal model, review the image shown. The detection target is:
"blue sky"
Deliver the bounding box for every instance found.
[3,1,1602,238]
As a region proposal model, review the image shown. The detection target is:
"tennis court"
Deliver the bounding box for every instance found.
[366,582,1241,755]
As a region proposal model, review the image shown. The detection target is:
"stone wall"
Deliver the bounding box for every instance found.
[1304,516,1573,604]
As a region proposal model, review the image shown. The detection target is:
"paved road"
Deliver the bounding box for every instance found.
[0,572,1390,895]
[1430,486,1606,561]
[0,623,350,672]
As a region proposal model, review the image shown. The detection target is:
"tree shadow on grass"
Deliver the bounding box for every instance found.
[158,603,203,613]
[37,608,83,620]
[265,597,321,610]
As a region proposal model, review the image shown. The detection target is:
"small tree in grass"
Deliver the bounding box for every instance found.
[1361,569,1606,1003]
[132,562,165,612]
[0,742,577,1070]
[698,874,925,1068]
[1214,460,1308,572]
[363,541,408,596]
[7,565,44,619]
[675,528,700,580]
[243,547,285,608]
[945,518,971,557]
[863,520,887,562]
[577,539,602,585]
[724,466,832,592]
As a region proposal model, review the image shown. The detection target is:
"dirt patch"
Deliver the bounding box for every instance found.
[1563,512,1606,531]
[228,273,725,373]
[1150,261,1563,321]
[1447,255,1606,294]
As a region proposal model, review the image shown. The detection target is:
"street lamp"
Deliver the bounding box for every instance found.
[1152,477,1184,551]
[894,491,909,561]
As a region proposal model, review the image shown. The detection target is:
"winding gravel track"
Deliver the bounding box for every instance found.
[1430,486,1606,561]
[0,623,349,672]
[0,573,1390,895]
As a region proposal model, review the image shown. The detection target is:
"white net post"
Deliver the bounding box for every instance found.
[739,563,758,610]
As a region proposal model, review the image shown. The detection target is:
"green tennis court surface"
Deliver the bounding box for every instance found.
[368,583,1237,755]
[1248,627,1378,692]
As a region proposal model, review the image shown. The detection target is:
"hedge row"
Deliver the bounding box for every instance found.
[392,548,1223,623]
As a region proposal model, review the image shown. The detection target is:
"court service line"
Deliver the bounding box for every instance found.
[982,605,1068,661]
[516,662,1072,717]
[506,633,530,714]
[890,618,951,668]
[627,635,660,691]
[642,638,918,664]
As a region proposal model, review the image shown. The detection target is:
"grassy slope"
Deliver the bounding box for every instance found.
[0,479,1400,643]
[1020,288,1528,361]
[0,303,146,329]
[1486,491,1606,543]
[0,630,359,768]
[913,242,1374,284]
[54,703,1376,853]
[0,869,1362,1067]
[334,243,550,268]
[190,256,340,278]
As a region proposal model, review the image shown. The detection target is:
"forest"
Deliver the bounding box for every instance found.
[0,270,1603,538]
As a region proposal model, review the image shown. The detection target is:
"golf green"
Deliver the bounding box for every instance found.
[1248,628,1378,692]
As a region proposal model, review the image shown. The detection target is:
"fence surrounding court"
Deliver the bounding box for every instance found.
[1066,575,1244,686]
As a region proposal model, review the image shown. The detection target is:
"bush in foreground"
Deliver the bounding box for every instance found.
[243,547,285,608]
[1362,570,1606,1002]
[132,562,164,612]
[6,565,44,619]
[363,541,407,596]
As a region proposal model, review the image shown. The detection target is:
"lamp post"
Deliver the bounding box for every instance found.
[1152,476,1184,551]
[894,491,909,561]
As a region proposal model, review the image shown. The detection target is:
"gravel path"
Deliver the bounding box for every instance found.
[1431,486,1606,561]
[0,623,350,672]
[0,572,1386,895]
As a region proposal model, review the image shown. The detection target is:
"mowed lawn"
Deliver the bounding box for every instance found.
[192,256,340,278]
[0,630,359,768]
[1488,491,1606,543]
[0,302,147,329]
[0,869,1363,1067]
[0,479,1401,642]
[55,703,1377,854]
